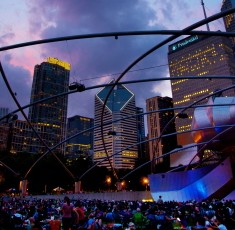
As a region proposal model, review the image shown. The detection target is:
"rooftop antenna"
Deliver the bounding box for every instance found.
[201,0,210,31]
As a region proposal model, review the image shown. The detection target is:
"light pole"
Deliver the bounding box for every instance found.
[143,177,149,191]
[106,176,111,191]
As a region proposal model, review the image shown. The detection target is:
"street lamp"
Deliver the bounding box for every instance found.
[106,176,111,191]
[121,181,125,190]
[143,177,149,191]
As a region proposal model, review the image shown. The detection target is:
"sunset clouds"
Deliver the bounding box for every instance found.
[0,0,224,119]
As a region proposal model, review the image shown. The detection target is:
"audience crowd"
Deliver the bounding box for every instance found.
[0,195,235,230]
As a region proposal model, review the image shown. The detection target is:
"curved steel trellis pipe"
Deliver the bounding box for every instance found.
[185,125,235,171]
[121,141,208,180]
[2,7,235,182]
[170,145,230,174]
[123,123,235,179]
[168,125,235,173]
[98,80,235,180]
[0,75,234,177]
[11,78,235,180]
[0,160,19,176]
[24,102,235,181]
[120,83,235,178]
[20,75,235,179]
[99,7,235,179]
[121,122,235,180]
[81,122,235,181]
[24,94,235,180]
[23,100,235,179]
[0,62,76,180]
[165,126,234,173]
[1,75,235,123]
[1,30,235,52]
[150,84,235,173]
[20,104,193,178]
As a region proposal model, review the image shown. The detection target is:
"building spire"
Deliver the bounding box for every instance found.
[201,0,210,31]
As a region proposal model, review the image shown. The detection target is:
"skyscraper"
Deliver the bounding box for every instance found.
[136,107,146,159]
[93,81,138,170]
[0,107,9,151]
[168,35,235,146]
[146,96,177,171]
[221,0,235,46]
[0,107,9,119]
[9,120,43,154]
[28,57,71,154]
[66,115,94,154]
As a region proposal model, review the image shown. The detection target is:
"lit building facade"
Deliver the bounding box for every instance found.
[66,115,94,154]
[28,57,70,154]
[94,81,138,170]
[221,0,235,46]
[3,120,55,154]
[168,35,235,146]
[0,108,9,150]
[146,96,177,170]
[0,123,8,151]
[4,118,70,155]
[0,107,15,152]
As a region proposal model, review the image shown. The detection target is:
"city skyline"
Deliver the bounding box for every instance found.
[1,1,235,200]
[0,0,224,121]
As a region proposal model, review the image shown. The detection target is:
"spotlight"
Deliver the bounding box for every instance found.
[69,82,85,92]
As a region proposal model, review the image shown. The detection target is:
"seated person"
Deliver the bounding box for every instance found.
[192,216,207,229]
[208,216,228,230]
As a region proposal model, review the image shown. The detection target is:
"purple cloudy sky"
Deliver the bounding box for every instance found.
[0,0,224,120]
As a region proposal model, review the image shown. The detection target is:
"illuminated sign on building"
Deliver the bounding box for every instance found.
[169,35,201,53]
[47,57,71,70]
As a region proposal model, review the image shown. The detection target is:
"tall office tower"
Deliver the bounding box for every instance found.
[66,115,94,154]
[0,125,8,151]
[221,0,235,46]
[136,107,146,159]
[146,96,177,171]
[168,35,235,146]
[94,81,138,170]
[0,107,9,119]
[28,57,71,154]
[9,120,37,154]
[0,107,9,150]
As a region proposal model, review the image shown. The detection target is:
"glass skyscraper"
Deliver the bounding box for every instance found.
[221,0,235,46]
[28,57,70,154]
[0,107,9,119]
[94,81,138,170]
[136,107,146,159]
[0,107,9,151]
[66,115,94,154]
